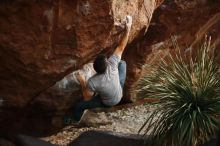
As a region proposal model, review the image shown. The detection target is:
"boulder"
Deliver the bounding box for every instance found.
[0,135,56,146]
[0,0,162,136]
[0,0,220,137]
[123,0,220,100]
[0,138,16,146]
[68,129,220,146]
[0,0,160,108]
[67,130,147,146]
[15,135,56,146]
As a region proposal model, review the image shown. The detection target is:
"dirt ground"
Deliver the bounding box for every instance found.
[42,103,157,146]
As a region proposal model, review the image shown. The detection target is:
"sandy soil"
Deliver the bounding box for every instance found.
[42,103,157,146]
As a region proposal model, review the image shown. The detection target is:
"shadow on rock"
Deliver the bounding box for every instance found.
[67,130,147,146]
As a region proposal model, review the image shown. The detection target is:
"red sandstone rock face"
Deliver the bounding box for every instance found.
[0,0,160,108]
[0,0,162,135]
[124,0,220,100]
[0,0,220,136]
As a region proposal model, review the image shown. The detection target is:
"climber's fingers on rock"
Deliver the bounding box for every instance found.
[126,15,132,23]
[125,15,132,30]
[76,72,85,82]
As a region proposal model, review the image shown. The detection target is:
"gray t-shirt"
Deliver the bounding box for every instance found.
[87,54,122,106]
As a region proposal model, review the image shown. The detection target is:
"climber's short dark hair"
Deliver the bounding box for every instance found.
[93,54,107,74]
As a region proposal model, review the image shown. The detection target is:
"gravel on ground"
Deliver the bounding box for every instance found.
[42,103,157,146]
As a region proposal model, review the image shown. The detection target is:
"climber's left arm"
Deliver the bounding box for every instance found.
[76,73,94,101]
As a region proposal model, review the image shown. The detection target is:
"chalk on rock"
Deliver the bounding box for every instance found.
[55,63,96,91]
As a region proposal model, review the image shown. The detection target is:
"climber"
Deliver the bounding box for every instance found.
[68,15,132,123]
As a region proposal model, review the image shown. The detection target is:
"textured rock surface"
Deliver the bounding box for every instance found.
[42,104,156,146]
[123,0,220,100]
[0,0,158,108]
[0,0,161,136]
[0,0,220,137]
[67,130,146,146]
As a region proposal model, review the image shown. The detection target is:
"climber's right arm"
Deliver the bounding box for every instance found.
[113,15,132,58]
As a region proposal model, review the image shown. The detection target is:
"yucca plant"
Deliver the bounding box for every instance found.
[137,38,220,146]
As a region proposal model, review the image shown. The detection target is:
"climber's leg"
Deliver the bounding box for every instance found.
[73,95,107,122]
[118,60,127,88]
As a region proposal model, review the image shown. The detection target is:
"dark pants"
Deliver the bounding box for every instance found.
[73,60,127,121]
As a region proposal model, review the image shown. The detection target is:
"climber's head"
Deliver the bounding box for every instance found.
[93,54,107,74]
